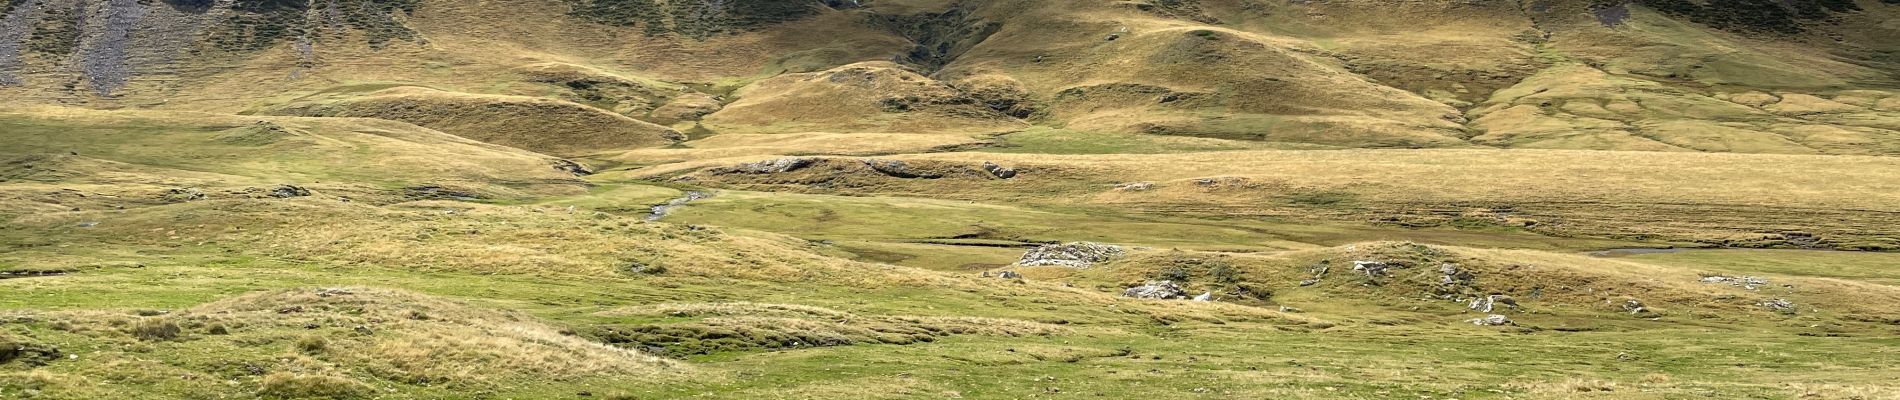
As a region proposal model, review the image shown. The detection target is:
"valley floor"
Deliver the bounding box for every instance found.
[4,109,1900,400]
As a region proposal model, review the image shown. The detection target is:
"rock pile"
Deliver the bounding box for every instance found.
[980,271,1023,279]
[1621,298,1649,315]
[1699,275,1769,290]
[1759,298,1796,314]
[1470,314,1514,326]
[1351,261,1393,278]
[1468,295,1518,313]
[1122,281,1187,299]
[1016,242,1125,268]
[269,185,310,198]
[161,187,205,202]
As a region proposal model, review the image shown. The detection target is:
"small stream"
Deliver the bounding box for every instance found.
[645,191,711,221]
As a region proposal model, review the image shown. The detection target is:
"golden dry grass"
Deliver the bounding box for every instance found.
[260,86,683,156]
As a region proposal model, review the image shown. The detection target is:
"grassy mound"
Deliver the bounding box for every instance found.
[702,61,1026,135]
[0,106,588,215]
[585,302,1065,356]
[0,288,686,398]
[261,86,684,156]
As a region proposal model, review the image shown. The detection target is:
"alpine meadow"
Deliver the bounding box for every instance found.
[4,0,1900,399]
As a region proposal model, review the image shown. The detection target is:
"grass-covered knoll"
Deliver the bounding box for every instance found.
[0,107,588,216]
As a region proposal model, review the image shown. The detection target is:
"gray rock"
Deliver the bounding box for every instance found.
[981,161,1017,179]
[995,271,1023,279]
[1192,292,1212,302]
[269,185,311,198]
[552,159,594,176]
[863,159,940,179]
[1439,263,1473,286]
[161,188,205,202]
[1016,242,1125,268]
[1114,182,1154,192]
[1123,281,1188,299]
[727,157,816,174]
[1351,261,1392,277]
[1468,295,1518,313]
[1470,314,1514,326]
[1622,298,1648,315]
[1699,275,1769,290]
[1277,306,1303,313]
[1759,298,1796,314]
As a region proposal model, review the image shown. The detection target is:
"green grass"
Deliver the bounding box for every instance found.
[1620,249,1900,285]
[979,127,1334,155]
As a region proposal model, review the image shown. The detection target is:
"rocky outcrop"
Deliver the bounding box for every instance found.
[553,159,594,176]
[863,159,941,179]
[1468,295,1518,313]
[1759,298,1796,314]
[1700,275,1769,290]
[1016,242,1125,268]
[1470,314,1514,326]
[1351,260,1394,278]
[720,157,816,174]
[981,161,1016,179]
[269,185,310,198]
[1122,281,1187,299]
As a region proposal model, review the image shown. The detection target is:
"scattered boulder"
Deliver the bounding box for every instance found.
[269,185,311,198]
[981,162,1017,179]
[161,187,206,202]
[1468,295,1518,313]
[1469,314,1514,326]
[627,260,666,275]
[1191,292,1213,302]
[1439,263,1473,286]
[1114,182,1154,192]
[404,185,484,201]
[1298,261,1330,287]
[723,157,816,174]
[315,288,355,297]
[1621,298,1649,315]
[1700,275,1768,290]
[1016,242,1126,268]
[1759,298,1796,314]
[1277,306,1303,313]
[983,270,1023,279]
[1123,281,1188,299]
[1351,261,1393,278]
